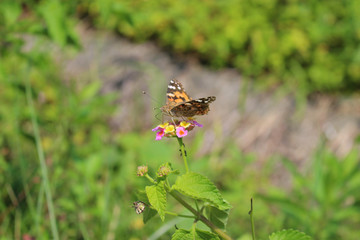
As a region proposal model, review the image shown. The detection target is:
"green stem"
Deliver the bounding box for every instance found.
[249,198,256,240]
[191,221,197,233]
[25,78,59,240]
[169,191,233,240]
[166,178,171,189]
[165,211,195,218]
[177,137,189,173]
[145,174,156,184]
[195,200,200,212]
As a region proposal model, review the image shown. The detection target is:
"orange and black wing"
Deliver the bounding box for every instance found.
[165,79,192,106]
[170,96,216,117]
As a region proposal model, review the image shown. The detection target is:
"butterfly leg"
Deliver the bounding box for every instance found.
[171,117,177,126]
[154,112,162,122]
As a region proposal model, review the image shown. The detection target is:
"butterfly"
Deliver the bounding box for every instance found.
[160,79,216,118]
[132,201,147,214]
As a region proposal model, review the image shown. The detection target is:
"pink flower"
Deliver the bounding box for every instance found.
[176,127,188,138]
[156,129,165,140]
[152,126,160,132]
[191,120,203,127]
[152,120,202,140]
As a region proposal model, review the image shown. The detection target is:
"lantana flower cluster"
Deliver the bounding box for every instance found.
[152,119,203,140]
[136,165,148,176]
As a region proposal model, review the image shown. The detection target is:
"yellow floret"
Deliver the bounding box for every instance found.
[164,125,175,133]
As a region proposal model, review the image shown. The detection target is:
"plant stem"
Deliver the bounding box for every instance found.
[249,198,256,240]
[169,191,233,240]
[165,211,195,218]
[25,78,59,240]
[192,221,197,233]
[177,137,189,173]
[195,200,200,212]
[145,174,156,184]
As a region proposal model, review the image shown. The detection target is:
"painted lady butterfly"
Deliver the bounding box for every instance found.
[160,79,216,118]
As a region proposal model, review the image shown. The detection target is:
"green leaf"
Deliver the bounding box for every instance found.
[172,172,231,210]
[172,229,193,240]
[38,0,67,46]
[1,1,21,27]
[80,81,101,100]
[171,229,220,240]
[146,181,167,221]
[269,229,312,240]
[143,207,158,224]
[195,229,221,240]
[136,191,157,223]
[258,195,309,226]
[205,205,230,230]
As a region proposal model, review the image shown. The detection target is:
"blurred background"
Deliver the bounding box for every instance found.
[1,0,360,239]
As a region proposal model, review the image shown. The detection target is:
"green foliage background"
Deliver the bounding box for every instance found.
[1,0,360,239]
[82,0,360,92]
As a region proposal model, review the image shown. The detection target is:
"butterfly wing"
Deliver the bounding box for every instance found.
[170,96,216,117]
[165,79,192,106]
[161,79,216,117]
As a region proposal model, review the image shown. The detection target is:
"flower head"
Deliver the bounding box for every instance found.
[152,119,202,140]
[136,165,148,176]
[158,165,171,177]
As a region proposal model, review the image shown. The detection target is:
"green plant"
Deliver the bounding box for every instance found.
[1,1,357,239]
[134,118,313,240]
[259,143,360,240]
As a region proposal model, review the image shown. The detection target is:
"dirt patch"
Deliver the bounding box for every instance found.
[60,24,360,168]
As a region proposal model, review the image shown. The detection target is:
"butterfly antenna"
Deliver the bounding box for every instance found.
[142,91,162,105]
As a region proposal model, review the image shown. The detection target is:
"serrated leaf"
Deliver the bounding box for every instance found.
[143,207,158,223]
[205,205,230,230]
[172,229,193,240]
[172,172,231,210]
[195,229,221,240]
[146,181,167,221]
[269,229,312,240]
[136,190,149,203]
[171,229,220,240]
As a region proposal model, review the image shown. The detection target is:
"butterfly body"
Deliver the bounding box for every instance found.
[161,79,216,118]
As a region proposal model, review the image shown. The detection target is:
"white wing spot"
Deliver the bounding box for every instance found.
[168,85,176,90]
